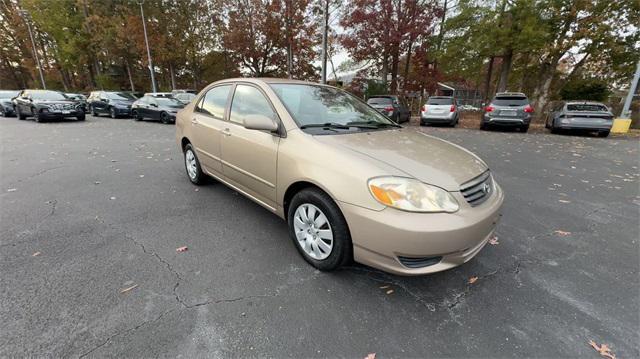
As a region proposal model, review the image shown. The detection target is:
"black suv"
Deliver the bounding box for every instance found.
[481,92,533,132]
[14,90,85,122]
[0,90,20,117]
[87,91,137,118]
[366,95,411,123]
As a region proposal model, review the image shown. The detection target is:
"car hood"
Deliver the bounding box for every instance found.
[314,128,488,191]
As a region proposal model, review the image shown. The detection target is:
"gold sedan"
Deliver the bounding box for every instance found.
[176,78,503,275]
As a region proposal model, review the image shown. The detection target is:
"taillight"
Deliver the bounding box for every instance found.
[485,106,494,112]
[524,105,534,113]
[450,105,456,112]
[384,106,394,112]
[421,105,427,112]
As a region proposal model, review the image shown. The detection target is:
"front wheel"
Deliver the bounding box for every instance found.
[17,107,26,120]
[91,106,98,117]
[109,107,117,118]
[184,144,205,185]
[598,130,610,138]
[132,110,142,121]
[160,112,171,124]
[287,188,352,271]
[33,108,42,122]
[77,114,85,121]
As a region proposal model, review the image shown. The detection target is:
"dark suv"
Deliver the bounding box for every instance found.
[481,92,533,132]
[0,90,20,117]
[87,91,136,118]
[366,95,411,123]
[14,90,85,122]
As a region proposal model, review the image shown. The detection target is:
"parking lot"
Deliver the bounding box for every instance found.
[1,116,638,358]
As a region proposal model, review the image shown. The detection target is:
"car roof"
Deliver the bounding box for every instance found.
[428,96,453,99]
[368,95,397,98]
[565,101,606,105]
[144,92,173,96]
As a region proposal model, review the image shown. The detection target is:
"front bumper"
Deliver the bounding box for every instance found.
[39,110,83,119]
[340,183,504,275]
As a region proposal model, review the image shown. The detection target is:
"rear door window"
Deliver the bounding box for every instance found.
[197,85,232,118]
[492,96,529,106]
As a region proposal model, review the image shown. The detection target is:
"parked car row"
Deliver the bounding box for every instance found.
[0,88,197,124]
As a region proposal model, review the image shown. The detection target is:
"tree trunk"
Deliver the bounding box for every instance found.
[390,44,400,94]
[402,40,414,92]
[497,48,513,93]
[169,63,176,90]
[126,61,135,92]
[482,57,495,103]
[381,49,389,89]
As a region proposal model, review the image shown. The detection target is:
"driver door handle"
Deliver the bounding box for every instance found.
[222,128,231,137]
[191,118,198,125]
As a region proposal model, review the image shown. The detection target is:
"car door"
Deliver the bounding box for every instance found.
[190,84,233,175]
[221,84,280,209]
[16,91,28,113]
[147,98,160,120]
[135,96,149,119]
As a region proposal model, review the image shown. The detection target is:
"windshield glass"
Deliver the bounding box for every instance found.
[567,104,608,112]
[367,97,393,105]
[0,90,19,98]
[175,93,196,101]
[32,91,68,101]
[492,96,529,106]
[270,84,394,129]
[427,97,453,105]
[156,97,183,106]
[106,92,136,100]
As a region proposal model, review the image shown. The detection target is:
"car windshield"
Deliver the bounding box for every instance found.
[106,92,136,100]
[156,97,183,106]
[176,93,196,101]
[567,104,608,112]
[492,96,529,106]
[32,91,68,101]
[427,97,453,105]
[367,97,393,105]
[0,90,19,98]
[270,84,395,130]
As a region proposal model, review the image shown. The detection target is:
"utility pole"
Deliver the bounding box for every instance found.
[20,10,46,89]
[138,0,157,93]
[320,0,329,84]
[620,60,640,119]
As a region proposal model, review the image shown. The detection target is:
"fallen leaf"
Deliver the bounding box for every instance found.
[109,196,116,200]
[589,340,616,359]
[489,236,499,245]
[120,284,138,294]
[194,188,199,192]
[468,276,478,284]
[139,175,145,178]
[32,252,41,257]
[386,289,394,295]
[364,354,376,359]
[554,230,571,236]
[379,285,390,289]
[94,181,101,185]
[7,188,17,192]
[176,246,188,252]
[558,199,571,203]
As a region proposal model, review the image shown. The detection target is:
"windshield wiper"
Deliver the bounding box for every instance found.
[347,120,402,128]
[299,122,351,130]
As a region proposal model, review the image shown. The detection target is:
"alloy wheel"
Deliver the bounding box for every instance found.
[110,107,116,118]
[293,203,333,260]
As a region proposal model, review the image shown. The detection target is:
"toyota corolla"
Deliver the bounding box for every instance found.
[176,78,503,275]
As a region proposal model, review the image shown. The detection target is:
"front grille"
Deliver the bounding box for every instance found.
[48,103,75,111]
[398,256,442,269]
[460,171,493,207]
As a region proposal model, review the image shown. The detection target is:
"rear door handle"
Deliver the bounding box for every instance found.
[222,128,231,137]
[191,118,198,125]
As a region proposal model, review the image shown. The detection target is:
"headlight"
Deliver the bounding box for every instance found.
[368,177,459,213]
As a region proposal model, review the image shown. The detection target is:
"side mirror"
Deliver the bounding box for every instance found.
[243,114,278,132]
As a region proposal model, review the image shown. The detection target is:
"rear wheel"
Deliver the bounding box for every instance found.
[77,114,85,121]
[17,107,26,120]
[287,188,352,271]
[480,122,488,130]
[598,130,610,138]
[184,144,205,185]
[91,106,98,117]
[520,124,529,133]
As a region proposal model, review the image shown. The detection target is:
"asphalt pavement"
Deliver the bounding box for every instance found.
[1,115,638,358]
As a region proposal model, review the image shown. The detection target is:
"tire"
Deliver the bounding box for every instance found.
[32,108,42,122]
[287,188,352,271]
[17,107,26,120]
[521,125,529,133]
[0,108,4,117]
[132,110,142,121]
[420,120,427,126]
[598,130,610,138]
[160,112,171,124]
[77,114,85,121]
[109,107,117,119]
[183,144,205,185]
[550,120,559,134]
[480,122,488,130]
[91,106,98,117]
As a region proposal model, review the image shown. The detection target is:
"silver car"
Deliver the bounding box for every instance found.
[545,101,613,137]
[480,92,533,132]
[420,96,459,127]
